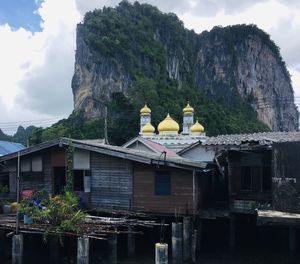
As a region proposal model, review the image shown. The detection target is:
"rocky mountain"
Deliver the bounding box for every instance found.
[71,1,299,136]
[0,125,36,146]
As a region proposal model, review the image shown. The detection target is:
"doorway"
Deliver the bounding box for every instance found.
[53,167,66,194]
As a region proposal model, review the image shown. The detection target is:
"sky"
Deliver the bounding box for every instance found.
[0,0,300,134]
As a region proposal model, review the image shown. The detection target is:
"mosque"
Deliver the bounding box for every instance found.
[124,102,206,153]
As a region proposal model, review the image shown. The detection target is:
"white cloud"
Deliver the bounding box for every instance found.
[0,0,81,133]
[17,0,81,115]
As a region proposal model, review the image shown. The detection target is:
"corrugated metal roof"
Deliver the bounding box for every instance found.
[0,141,25,156]
[0,138,207,170]
[202,132,300,146]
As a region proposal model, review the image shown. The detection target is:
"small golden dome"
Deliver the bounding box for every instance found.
[183,101,194,114]
[142,123,155,134]
[190,120,204,134]
[140,104,151,115]
[158,114,180,135]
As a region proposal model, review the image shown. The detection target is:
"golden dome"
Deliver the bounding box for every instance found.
[190,120,204,134]
[183,101,194,114]
[142,123,155,134]
[158,114,180,135]
[140,104,151,115]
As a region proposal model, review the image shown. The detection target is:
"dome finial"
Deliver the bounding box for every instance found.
[183,101,194,114]
[140,103,151,115]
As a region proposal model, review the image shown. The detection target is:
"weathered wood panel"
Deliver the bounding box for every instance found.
[91,153,133,210]
[228,150,271,201]
[133,163,199,214]
[43,153,53,194]
[273,142,300,213]
[51,150,65,167]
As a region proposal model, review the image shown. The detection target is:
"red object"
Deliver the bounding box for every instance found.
[21,190,33,199]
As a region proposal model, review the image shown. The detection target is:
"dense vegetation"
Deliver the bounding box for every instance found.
[29,110,105,146]
[29,1,274,145]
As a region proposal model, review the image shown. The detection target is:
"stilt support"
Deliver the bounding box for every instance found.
[172,222,182,264]
[183,217,191,263]
[108,233,117,264]
[289,226,296,253]
[48,235,60,263]
[77,236,89,264]
[191,229,197,263]
[229,216,236,252]
[155,243,168,264]
[12,234,23,264]
[127,226,135,257]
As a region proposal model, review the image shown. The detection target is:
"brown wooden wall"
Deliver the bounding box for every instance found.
[133,163,200,215]
[228,150,272,201]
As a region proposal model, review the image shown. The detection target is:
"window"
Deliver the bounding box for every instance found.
[73,150,90,170]
[241,166,252,190]
[21,156,43,172]
[74,170,91,192]
[155,171,171,195]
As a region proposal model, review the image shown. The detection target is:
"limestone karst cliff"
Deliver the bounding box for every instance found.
[72,1,299,137]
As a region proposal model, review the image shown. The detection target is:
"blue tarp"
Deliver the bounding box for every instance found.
[0,141,25,156]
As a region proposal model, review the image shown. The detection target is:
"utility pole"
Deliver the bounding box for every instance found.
[104,106,109,145]
[16,151,20,235]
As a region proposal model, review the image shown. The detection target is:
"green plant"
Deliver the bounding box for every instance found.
[19,190,85,242]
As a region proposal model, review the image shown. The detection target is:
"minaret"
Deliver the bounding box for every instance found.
[139,104,152,134]
[182,101,194,135]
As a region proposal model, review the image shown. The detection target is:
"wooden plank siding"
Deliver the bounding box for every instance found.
[90,152,133,210]
[133,163,200,215]
[43,153,53,194]
[19,153,52,193]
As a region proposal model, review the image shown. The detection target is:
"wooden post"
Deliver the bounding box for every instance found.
[289,226,296,253]
[0,230,5,262]
[127,226,135,257]
[155,243,168,264]
[108,233,117,264]
[12,234,23,264]
[172,222,182,263]
[48,235,59,263]
[229,216,236,253]
[77,236,89,264]
[197,219,202,252]
[191,230,197,263]
[183,217,191,263]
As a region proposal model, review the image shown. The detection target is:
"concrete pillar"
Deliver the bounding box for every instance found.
[127,226,135,257]
[191,229,197,263]
[108,234,117,264]
[48,235,59,263]
[77,236,89,264]
[289,226,296,253]
[155,243,168,264]
[172,222,182,264]
[183,217,191,263]
[229,216,236,252]
[12,234,23,264]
